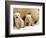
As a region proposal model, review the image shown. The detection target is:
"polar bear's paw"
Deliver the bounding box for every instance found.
[16,26,20,29]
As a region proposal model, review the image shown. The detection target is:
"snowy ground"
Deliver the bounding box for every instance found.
[10,20,42,35]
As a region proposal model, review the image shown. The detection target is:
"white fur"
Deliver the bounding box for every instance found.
[25,14,34,26]
[14,13,24,29]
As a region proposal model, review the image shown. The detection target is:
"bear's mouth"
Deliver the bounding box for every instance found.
[16,16,18,18]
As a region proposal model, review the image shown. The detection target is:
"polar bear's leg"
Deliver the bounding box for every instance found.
[28,21,31,26]
[16,23,20,29]
[21,21,25,28]
[31,20,34,26]
[25,20,27,26]
[25,17,29,26]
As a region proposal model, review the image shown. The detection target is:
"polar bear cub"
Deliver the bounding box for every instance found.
[25,14,34,26]
[14,13,24,29]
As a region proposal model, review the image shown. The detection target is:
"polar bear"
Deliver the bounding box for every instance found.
[30,9,39,24]
[14,13,24,29]
[25,14,34,26]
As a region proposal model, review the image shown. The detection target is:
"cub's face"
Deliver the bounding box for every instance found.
[14,13,20,19]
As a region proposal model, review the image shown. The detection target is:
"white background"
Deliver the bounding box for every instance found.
[0,0,46,38]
